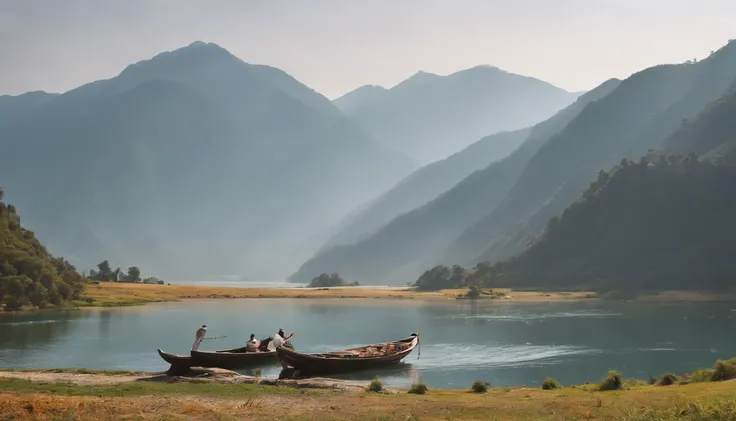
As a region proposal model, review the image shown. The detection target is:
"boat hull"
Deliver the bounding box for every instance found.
[157,337,293,371]
[276,335,418,375]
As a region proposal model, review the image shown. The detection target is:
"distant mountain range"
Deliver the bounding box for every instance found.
[334,65,580,165]
[291,78,620,284]
[0,41,414,281]
[294,40,736,287]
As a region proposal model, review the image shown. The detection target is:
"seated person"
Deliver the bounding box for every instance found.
[245,333,260,352]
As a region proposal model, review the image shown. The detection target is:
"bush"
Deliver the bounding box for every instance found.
[541,377,561,390]
[408,382,428,394]
[711,358,736,382]
[691,369,715,383]
[656,373,678,386]
[471,380,490,393]
[599,370,623,391]
[367,378,383,392]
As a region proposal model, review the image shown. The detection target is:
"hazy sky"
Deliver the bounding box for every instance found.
[1,0,735,99]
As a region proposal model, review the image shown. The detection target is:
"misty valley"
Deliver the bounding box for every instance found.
[3,32,736,421]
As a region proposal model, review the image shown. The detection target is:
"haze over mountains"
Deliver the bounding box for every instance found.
[0,41,415,281]
[334,66,580,165]
[293,39,736,287]
[292,78,620,283]
[4,38,736,290]
[0,41,580,282]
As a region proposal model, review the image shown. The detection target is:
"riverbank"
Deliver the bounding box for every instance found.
[2,369,736,420]
[77,282,596,308]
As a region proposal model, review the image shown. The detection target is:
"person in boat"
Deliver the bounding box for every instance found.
[192,325,207,351]
[245,333,260,352]
[268,328,295,350]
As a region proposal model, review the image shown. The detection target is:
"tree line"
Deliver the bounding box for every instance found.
[88,260,163,285]
[412,154,736,292]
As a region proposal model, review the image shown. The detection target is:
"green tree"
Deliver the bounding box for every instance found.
[126,266,141,283]
[97,260,113,281]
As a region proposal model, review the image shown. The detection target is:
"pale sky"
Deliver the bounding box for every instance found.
[1,0,734,99]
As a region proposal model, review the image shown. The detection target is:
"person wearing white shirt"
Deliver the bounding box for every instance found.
[245,334,260,352]
[192,325,207,351]
[267,328,295,351]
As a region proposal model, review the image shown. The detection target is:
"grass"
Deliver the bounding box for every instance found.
[711,358,736,381]
[599,370,623,391]
[471,380,491,393]
[0,378,307,398]
[541,377,562,390]
[656,373,679,386]
[367,378,383,392]
[408,382,427,394]
[4,375,736,420]
[71,282,599,310]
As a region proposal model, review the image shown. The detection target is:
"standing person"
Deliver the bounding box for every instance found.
[245,333,260,352]
[192,325,207,351]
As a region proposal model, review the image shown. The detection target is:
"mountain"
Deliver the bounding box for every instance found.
[448,40,736,267]
[319,127,532,251]
[341,65,580,165]
[290,78,621,284]
[0,91,57,131]
[0,41,415,281]
[0,188,86,310]
[333,85,387,114]
[492,154,736,291]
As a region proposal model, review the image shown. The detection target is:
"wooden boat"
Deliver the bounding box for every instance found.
[276,334,419,375]
[157,337,294,371]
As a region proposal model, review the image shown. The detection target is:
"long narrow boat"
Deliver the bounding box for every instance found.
[276,334,419,375]
[157,337,294,371]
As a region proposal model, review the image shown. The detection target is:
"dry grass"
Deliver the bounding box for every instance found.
[77,282,595,308]
[2,374,736,420]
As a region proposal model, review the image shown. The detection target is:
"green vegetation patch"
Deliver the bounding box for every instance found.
[0,378,309,398]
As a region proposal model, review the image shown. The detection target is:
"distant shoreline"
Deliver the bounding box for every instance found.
[3,282,735,313]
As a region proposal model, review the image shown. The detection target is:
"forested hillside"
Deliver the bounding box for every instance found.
[416,78,736,291]
[0,188,85,310]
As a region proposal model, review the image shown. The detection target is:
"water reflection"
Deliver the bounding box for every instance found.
[1,299,736,388]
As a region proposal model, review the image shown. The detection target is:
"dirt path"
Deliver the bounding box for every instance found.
[0,371,146,386]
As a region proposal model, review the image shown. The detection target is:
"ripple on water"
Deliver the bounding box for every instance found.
[444,311,623,321]
[410,344,598,370]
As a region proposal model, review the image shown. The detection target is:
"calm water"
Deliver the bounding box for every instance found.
[1,299,735,389]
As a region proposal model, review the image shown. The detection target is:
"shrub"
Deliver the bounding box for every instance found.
[367,378,383,392]
[541,377,561,390]
[408,382,428,394]
[656,373,678,386]
[599,370,623,391]
[711,358,736,382]
[466,285,481,299]
[691,369,715,383]
[471,380,490,393]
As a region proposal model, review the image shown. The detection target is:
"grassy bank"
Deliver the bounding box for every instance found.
[2,370,736,420]
[76,282,595,308]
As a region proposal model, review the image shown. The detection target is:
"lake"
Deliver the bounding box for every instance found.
[1,298,735,389]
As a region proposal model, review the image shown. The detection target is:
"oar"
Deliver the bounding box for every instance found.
[416,331,421,360]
